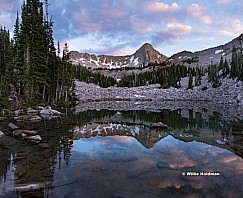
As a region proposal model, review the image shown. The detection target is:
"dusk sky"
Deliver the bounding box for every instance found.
[0,0,243,57]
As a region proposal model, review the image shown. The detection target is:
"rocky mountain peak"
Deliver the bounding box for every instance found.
[133,43,167,65]
[69,43,167,69]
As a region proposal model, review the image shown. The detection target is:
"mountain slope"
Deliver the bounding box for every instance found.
[69,43,167,69]
[169,34,243,67]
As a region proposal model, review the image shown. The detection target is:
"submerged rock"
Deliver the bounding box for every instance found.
[151,122,168,129]
[13,130,38,138]
[0,109,12,116]
[14,182,48,191]
[14,115,42,123]
[0,117,6,121]
[13,130,41,142]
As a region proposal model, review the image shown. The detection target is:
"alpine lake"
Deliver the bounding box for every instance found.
[1,101,243,198]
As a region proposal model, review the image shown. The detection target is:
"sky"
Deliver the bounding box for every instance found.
[0,0,243,57]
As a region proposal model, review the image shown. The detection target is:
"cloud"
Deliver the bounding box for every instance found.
[146,2,180,13]
[166,23,193,35]
[130,17,153,34]
[219,19,243,37]
[153,23,193,44]
[188,4,212,25]
[217,0,231,4]
[99,4,125,19]
[0,1,14,11]
[110,49,133,56]
[0,13,12,27]
[73,10,102,32]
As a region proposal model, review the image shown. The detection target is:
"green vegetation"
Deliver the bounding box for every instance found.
[0,0,73,108]
[117,64,204,89]
[74,64,116,88]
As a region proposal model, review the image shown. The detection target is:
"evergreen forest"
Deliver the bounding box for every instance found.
[0,0,73,108]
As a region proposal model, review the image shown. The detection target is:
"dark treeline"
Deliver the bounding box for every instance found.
[74,62,205,89]
[73,64,116,88]
[118,64,203,88]
[0,0,73,108]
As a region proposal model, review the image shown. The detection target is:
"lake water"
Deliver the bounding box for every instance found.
[1,103,243,198]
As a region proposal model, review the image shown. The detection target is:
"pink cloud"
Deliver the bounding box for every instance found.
[165,23,193,36]
[73,11,102,32]
[146,2,180,13]
[0,2,13,11]
[217,0,231,4]
[188,4,212,25]
[100,4,125,19]
[130,17,153,34]
[219,19,243,37]
[110,49,133,56]
[154,23,193,44]
[0,13,12,26]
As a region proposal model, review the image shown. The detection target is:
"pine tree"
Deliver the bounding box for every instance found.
[230,46,238,78]
[188,69,193,89]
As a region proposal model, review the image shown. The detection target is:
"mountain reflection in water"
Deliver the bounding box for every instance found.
[0,106,243,198]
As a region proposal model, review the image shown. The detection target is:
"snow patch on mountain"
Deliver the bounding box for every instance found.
[215,49,223,55]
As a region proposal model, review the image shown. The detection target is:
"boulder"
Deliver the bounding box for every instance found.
[0,109,12,116]
[26,135,42,142]
[38,106,45,110]
[40,106,63,115]
[9,122,19,130]
[0,130,4,136]
[26,107,39,115]
[13,130,38,138]
[216,139,225,145]
[14,115,42,123]
[14,109,25,116]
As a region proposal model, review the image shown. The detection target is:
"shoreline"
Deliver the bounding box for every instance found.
[75,76,243,105]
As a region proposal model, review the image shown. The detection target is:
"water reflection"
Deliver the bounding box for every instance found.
[51,135,243,198]
[0,105,243,197]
